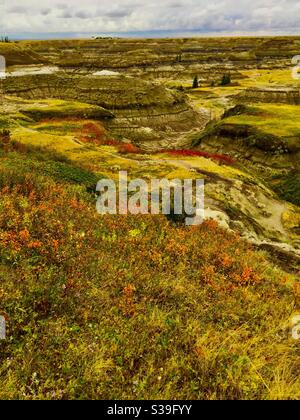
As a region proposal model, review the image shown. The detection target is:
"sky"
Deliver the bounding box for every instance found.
[0,0,300,38]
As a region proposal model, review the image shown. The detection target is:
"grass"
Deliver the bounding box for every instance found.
[159,149,236,165]
[188,86,242,119]
[1,156,99,191]
[0,135,100,191]
[224,104,300,139]
[274,172,300,207]
[0,113,32,130]
[0,42,45,66]
[240,69,300,88]
[32,120,87,135]
[19,99,113,120]
[0,145,299,399]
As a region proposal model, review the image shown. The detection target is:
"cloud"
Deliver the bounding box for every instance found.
[2,0,300,35]
[59,11,73,19]
[56,4,68,10]
[74,11,94,19]
[105,10,132,19]
[169,2,184,8]
[41,8,51,16]
[7,6,28,14]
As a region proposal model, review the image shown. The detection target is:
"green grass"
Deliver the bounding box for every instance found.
[1,156,99,191]
[0,140,100,191]
[0,114,32,130]
[31,120,89,136]
[274,172,300,206]
[224,104,300,138]
[240,69,300,88]
[19,99,113,120]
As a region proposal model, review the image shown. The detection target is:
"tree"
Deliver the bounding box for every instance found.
[192,75,199,89]
[221,73,231,86]
[177,51,182,62]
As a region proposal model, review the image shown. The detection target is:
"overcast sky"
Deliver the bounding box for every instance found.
[0,0,300,36]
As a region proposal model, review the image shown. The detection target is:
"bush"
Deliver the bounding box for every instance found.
[118,143,142,154]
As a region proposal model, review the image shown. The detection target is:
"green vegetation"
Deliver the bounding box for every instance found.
[274,172,300,206]
[192,75,199,89]
[19,99,114,121]
[221,74,231,86]
[223,104,300,140]
[240,69,300,88]
[197,103,300,161]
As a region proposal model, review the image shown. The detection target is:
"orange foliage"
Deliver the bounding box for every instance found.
[76,121,119,146]
[117,143,142,154]
[19,229,30,242]
[118,284,136,318]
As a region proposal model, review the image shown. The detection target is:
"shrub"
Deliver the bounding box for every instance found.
[118,143,142,154]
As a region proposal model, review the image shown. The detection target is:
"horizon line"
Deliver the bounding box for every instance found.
[4,29,300,41]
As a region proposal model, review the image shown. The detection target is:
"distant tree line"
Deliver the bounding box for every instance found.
[0,36,10,43]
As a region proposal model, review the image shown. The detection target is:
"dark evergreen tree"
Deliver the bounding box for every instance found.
[221,73,231,86]
[192,75,199,89]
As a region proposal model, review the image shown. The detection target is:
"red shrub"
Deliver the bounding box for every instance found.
[78,121,120,146]
[118,143,142,154]
[104,139,120,146]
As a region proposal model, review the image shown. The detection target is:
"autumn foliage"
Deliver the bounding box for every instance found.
[117,143,143,154]
[77,121,119,146]
[0,145,298,400]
